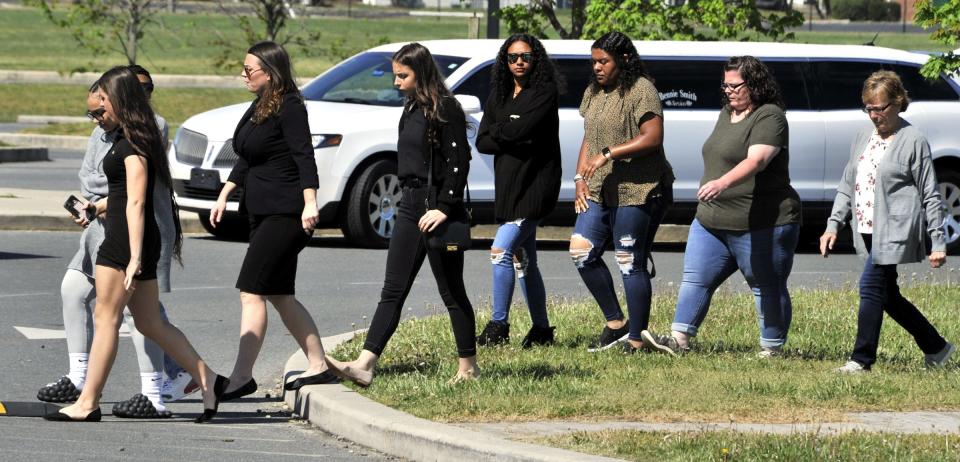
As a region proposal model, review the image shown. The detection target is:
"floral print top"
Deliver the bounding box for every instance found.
[854,132,891,234]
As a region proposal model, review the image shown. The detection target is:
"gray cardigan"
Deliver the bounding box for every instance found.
[825,122,946,265]
[68,116,175,291]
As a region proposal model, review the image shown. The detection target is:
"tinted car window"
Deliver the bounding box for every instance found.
[452,63,493,108]
[644,59,725,109]
[555,58,593,109]
[812,60,959,110]
[889,64,959,101]
[302,52,468,107]
[764,60,812,110]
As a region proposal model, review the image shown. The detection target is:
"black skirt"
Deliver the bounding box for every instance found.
[236,214,312,295]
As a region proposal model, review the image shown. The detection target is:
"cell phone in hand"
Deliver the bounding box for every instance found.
[63,195,95,221]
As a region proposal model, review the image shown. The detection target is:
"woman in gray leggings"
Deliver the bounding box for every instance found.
[37,72,194,418]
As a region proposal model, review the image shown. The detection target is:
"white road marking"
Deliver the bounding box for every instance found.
[14,324,131,340]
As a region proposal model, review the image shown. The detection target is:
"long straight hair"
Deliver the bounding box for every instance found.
[392,42,456,142]
[98,66,183,263]
[248,41,301,124]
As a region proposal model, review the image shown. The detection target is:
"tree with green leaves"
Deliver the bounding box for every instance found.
[211,0,323,71]
[28,0,159,66]
[915,0,960,80]
[500,0,804,42]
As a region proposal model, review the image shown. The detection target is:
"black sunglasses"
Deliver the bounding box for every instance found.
[85,108,106,121]
[507,52,533,64]
[141,81,154,94]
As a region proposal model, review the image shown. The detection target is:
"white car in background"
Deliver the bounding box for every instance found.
[169,39,960,251]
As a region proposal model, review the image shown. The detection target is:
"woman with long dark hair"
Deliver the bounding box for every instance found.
[475,33,562,348]
[327,42,479,385]
[569,31,674,353]
[45,67,227,423]
[210,41,337,399]
[643,56,801,358]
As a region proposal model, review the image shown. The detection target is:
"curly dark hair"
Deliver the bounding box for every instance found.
[490,33,564,103]
[588,31,650,97]
[722,56,785,111]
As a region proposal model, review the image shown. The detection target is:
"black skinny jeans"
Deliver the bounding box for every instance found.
[363,185,477,358]
[851,234,946,368]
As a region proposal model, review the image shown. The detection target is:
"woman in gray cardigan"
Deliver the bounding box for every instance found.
[820,70,953,373]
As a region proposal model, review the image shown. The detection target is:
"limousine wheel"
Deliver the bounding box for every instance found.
[197,211,250,242]
[343,159,400,248]
[939,169,960,254]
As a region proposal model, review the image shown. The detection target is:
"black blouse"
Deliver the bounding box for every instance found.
[476,82,562,222]
[227,92,320,216]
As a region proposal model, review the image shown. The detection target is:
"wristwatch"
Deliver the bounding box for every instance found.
[602,147,613,159]
[573,173,584,182]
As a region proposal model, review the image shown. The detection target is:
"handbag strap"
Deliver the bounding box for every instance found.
[426,132,471,211]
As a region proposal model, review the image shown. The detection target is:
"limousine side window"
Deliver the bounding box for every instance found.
[454,58,590,110]
[813,61,958,110]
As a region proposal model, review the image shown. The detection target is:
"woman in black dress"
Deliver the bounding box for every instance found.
[45,67,227,423]
[327,42,479,385]
[210,41,336,399]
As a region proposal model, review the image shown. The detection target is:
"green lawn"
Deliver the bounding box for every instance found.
[330,283,960,424]
[0,84,251,130]
[540,430,960,461]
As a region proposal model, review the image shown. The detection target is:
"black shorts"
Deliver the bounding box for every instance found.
[96,229,161,281]
[235,214,312,295]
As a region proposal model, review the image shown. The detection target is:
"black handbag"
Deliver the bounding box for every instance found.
[424,144,472,252]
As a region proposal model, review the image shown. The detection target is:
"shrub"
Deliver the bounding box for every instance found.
[832,0,901,21]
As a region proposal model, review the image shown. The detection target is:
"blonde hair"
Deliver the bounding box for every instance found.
[861,70,910,112]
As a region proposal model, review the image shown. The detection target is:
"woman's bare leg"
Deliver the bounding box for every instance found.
[224,291,268,393]
[268,295,329,376]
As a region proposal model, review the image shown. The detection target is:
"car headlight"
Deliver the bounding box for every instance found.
[312,134,342,148]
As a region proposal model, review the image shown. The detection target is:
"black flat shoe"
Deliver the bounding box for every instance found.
[284,370,341,391]
[43,407,101,422]
[194,375,229,424]
[219,378,256,402]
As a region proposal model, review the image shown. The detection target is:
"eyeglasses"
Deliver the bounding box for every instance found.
[140,81,154,94]
[720,81,747,92]
[243,66,264,79]
[85,108,106,121]
[507,52,533,64]
[862,103,892,114]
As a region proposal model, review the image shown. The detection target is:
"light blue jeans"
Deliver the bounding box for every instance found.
[491,219,549,328]
[671,219,799,348]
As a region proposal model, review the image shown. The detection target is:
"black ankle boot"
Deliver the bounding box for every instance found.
[521,325,556,349]
[477,321,510,346]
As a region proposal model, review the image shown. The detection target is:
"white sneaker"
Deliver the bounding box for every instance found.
[835,360,868,374]
[757,346,782,359]
[925,342,956,369]
[161,372,199,401]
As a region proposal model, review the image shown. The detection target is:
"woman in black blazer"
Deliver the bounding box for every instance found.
[210,41,336,399]
[328,42,479,385]
[475,34,562,348]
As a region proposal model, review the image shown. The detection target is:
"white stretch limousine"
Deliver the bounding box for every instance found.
[169,40,960,250]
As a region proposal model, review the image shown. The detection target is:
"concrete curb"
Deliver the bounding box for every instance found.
[0,212,206,234]
[16,115,89,124]
[283,333,624,462]
[0,146,49,162]
[0,133,88,151]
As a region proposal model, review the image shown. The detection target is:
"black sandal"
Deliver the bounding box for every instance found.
[37,377,81,403]
[111,393,172,419]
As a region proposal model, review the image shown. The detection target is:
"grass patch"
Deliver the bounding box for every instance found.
[330,284,960,423]
[791,31,954,52]
[540,430,960,461]
[0,84,251,128]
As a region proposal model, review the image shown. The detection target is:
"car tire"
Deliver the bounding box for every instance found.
[342,159,401,248]
[197,211,250,242]
[937,168,960,254]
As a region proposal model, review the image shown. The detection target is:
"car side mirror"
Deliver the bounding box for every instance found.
[455,94,482,115]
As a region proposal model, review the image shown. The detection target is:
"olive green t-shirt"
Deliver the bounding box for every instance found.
[695,104,801,231]
[579,77,674,207]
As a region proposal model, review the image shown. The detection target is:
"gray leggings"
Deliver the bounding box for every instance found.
[61,269,180,375]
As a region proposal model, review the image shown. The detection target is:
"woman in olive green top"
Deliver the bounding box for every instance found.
[570,31,674,353]
[642,56,801,358]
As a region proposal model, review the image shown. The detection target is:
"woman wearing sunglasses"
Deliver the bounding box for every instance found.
[209,41,337,400]
[45,67,227,423]
[475,34,562,348]
[643,56,800,358]
[822,71,953,373]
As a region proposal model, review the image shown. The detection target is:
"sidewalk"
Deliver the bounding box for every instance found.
[284,333,960,462]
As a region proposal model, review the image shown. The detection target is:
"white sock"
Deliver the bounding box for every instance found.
[141,372,166,412]
[67,353,88,390]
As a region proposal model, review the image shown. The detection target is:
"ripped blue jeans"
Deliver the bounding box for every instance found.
[570,192,670,341]
[490,218,548,328]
